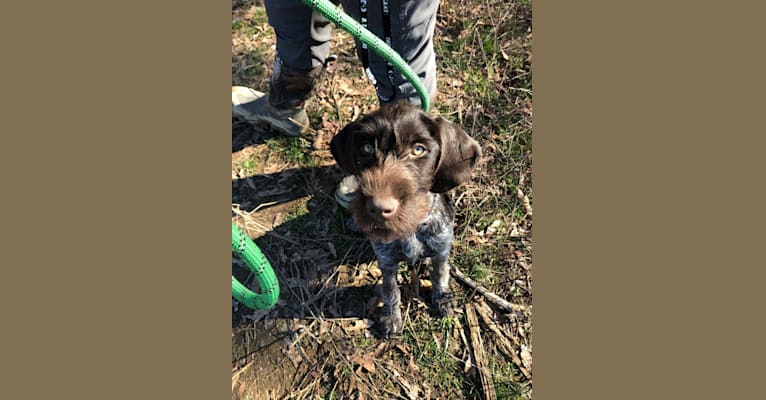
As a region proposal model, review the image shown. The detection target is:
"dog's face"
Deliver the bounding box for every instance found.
[330,102,481,242]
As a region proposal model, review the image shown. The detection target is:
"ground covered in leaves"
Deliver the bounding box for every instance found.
[231,0,532,398]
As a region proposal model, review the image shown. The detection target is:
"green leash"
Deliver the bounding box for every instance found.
[232,223,279,310]
[232,0,430,311]
[300,0,431,111]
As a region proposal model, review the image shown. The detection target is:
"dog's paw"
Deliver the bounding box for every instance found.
[432,289,456,317]
[379,307,403,339]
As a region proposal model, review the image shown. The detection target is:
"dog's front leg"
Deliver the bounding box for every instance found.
[378,261,403,338]
[430,255,455,317]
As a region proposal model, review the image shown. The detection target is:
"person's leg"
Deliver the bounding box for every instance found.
[340,0,440,108]
[265,0,333,71]
[232,0,335,136]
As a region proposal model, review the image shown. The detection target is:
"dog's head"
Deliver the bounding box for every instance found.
[330,102,481,242]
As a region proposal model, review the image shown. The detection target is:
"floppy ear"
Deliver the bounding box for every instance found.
[330,121,362,175]
[430,117,482,193]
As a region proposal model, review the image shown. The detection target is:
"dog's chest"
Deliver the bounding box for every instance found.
[400,225,452,262]
[371,195,454,265]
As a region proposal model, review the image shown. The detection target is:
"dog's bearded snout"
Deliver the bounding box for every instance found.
[366,195,399,219]
[350,155,428,241]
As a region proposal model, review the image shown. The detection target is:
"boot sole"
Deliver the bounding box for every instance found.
[234,111,307,137]
[232,87,307,137]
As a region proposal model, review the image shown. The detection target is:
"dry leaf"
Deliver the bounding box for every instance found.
[236,382,247,400]
[521,344,532,370]
[362,357,376,374]
[467,233,488,245]
[509,224,528,238]
[343,318,374,334]
[398,375,419,400]
[373,341,390,357]
[348,269,371,287]
[346,378,358,398]
[351,352,376,374]
[368,264,382,279]
[408,356,420,374]
[486,219,502,235]
[286,344,302,368]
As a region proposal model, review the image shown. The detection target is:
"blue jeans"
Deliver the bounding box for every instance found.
[263,0,439,107]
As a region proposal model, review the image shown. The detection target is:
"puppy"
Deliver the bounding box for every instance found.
[330,102,481,337]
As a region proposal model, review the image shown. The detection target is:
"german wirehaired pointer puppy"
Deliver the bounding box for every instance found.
[330,102,481,337]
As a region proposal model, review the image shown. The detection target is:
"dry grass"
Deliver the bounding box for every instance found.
[232,0,532,398]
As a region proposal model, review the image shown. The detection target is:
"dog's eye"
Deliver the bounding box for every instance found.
[411,144,427,157]
[360,143,375,155]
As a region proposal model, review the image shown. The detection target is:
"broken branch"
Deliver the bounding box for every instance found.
[451,267,529,314]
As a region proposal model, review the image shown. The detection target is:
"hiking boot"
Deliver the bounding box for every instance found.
[232,57,322,137]
[232,87,309,137]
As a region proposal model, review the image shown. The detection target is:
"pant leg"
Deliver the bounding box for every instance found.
[264,0,334,70]
[341,0,439,107]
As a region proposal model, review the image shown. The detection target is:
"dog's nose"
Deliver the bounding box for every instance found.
[367,196,399,219]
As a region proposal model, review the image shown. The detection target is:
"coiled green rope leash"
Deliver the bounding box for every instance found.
[232,223,279,310]
[232,0,430,311]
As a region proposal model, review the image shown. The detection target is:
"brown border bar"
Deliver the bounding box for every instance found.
[534,1,766,398]
[1,1,231,398]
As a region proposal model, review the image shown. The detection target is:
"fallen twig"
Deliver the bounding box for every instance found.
[451,267,529,314]
[474,301,532,380]
[465,304,497,400]
[232,359,255,379]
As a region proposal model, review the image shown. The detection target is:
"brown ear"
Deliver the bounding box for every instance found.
[330,121,361,175]
[430,117,481,193]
